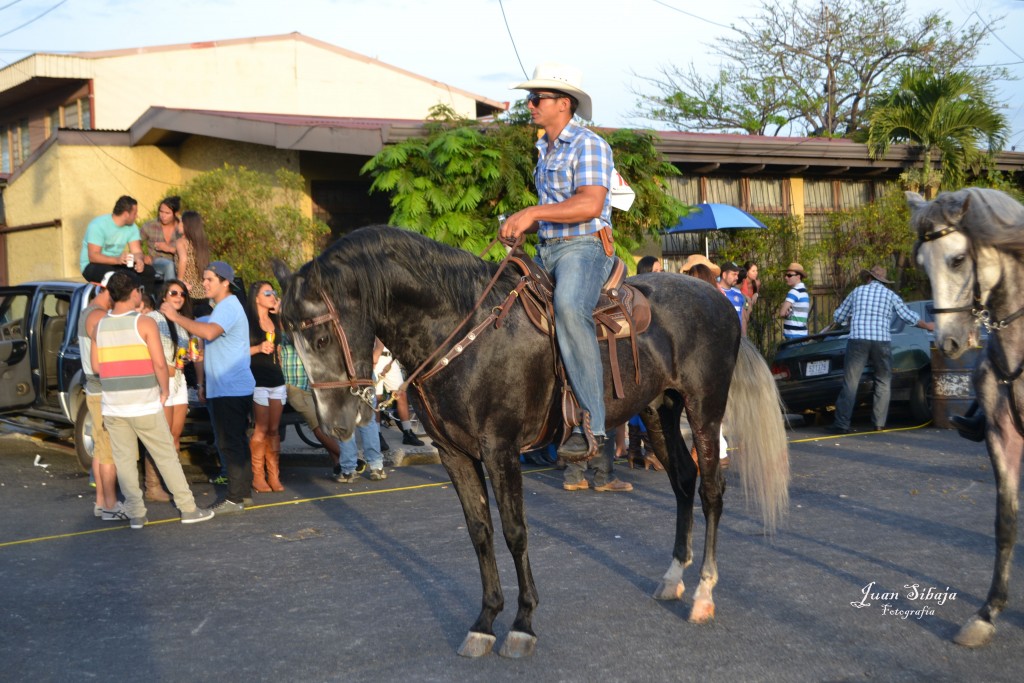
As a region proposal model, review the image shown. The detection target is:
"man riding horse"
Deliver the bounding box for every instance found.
[500,62,614,460]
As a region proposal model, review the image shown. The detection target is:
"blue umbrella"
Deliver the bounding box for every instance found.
[666,203,768,257]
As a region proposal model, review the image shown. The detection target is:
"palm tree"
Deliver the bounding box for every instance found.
[863,68,1008,193]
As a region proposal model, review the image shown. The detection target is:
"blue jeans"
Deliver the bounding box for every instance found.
[537,237,613,437]
[833,339,893,429]
[152,257,176,283]
[339,420,384,473]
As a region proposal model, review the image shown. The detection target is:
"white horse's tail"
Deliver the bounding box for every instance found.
[725,337,790,534]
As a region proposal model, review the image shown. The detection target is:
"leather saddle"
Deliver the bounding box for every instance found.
[504,250,652,404]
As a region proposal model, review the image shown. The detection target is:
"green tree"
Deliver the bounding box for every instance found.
[716,214,804,357]
[362,104,685,261]
[633,0,1001,137]
[862,68,1008,191]
[165,164,329,286]
[804,187,919,300]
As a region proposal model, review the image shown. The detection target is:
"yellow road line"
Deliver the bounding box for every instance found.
[1,422,935,549]
[0,481,451,550]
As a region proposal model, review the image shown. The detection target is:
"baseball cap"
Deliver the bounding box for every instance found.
[206,261,235,282]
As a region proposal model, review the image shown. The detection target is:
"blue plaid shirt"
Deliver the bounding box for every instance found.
[834,280,919,342]
[534,121,614,240]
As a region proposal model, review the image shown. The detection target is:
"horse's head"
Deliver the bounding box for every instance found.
[907,190,983,359]
[274,258,376,441]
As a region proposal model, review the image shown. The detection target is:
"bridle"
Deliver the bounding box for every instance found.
[918,221,1024,436]
[298,290,376,408]
[918,223,1024,332]
[294,235,526,413]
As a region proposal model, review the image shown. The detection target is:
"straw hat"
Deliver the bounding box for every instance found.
[861,265,893,284]
[680,254,721,277]
[511,62,592,121]
[785,262,806,278]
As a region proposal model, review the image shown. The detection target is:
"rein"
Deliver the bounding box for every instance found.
[298,235,525,411]
[918,222,1024,436]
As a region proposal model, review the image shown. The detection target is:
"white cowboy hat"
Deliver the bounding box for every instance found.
[511,62,593,121]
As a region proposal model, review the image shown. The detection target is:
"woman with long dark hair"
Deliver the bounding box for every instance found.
[175,210,212,316]
[246,280,286,492]
[141,196,182,283]
[142,278,194,501]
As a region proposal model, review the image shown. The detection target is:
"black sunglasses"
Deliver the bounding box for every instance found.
[525,92,564,107]
[785,272,800,277]
[166,289,185,297]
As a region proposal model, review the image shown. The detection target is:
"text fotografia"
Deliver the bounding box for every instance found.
[849,582,957,620]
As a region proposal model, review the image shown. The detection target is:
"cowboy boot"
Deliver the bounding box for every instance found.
[144,454,171,502]
[249,436,271,493]
[266,434,285,491]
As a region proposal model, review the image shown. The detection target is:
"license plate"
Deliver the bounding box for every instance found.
[805,359,830,377]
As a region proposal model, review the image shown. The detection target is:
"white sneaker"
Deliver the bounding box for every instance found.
[100,502,128,521]
[180,507,215,524]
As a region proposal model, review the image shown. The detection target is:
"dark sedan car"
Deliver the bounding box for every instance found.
[770,300,935,422]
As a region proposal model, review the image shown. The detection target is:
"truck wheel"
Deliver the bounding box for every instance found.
[74,400,95,472]
[909,370,932,423]
[293,421,320,448]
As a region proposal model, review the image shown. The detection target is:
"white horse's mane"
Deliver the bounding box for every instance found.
[910,188,1024,254]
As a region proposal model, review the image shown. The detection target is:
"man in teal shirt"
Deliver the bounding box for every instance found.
[80,195,156,293]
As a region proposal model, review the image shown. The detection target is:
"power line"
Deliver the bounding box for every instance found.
[0,0,30,12]
[497,0,527,79]
[0,0,68,41]
[650,0,738,32]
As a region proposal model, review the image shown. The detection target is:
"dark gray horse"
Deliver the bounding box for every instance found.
[908,187,1024,647]
[275,226,789,657]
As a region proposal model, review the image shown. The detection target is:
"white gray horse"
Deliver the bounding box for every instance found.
[908,187,1024,647]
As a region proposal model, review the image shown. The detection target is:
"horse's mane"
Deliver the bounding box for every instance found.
[289,226,503,325]
[912,188,1024,254]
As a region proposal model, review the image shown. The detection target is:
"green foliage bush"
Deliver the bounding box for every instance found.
[159,164,329,286]
[362,104,685,263]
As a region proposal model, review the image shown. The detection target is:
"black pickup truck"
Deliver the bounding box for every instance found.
[0,280,216,470]
[0,280,313,471]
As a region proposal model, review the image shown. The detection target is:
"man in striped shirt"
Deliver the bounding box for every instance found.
[777,262,810,339]
[828,266,935,433]
[93,271,214,529]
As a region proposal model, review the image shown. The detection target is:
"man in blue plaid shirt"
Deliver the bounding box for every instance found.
[829,265,935,433]
[501,63,620,469]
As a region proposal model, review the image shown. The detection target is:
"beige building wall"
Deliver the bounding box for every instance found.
[4,139,182,281]
[88,35,490,131]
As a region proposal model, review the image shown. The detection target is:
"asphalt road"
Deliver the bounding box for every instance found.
[1,417,1022,682]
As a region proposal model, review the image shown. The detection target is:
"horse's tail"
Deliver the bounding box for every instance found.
[725,337,790,534]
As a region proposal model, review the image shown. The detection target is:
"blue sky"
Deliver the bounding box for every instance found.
[3,0,1023,147]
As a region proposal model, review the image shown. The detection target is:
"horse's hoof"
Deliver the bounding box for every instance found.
[457,631,496,658]
[689,598,716,624]
[498,630,537,658]
[653,580,685,601]
[954,616,995,648]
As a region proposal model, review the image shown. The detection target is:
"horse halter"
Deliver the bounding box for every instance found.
[298,290,376,407]
[917,224,982,317]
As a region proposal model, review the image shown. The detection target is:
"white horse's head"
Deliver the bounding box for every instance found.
[907,190,1011,359]
[907,191,976,358]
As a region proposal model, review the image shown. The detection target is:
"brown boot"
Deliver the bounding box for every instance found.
[265,434,284,492]
[250,436,271,492]
[626,423,644,469]
[143,455,171,502]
